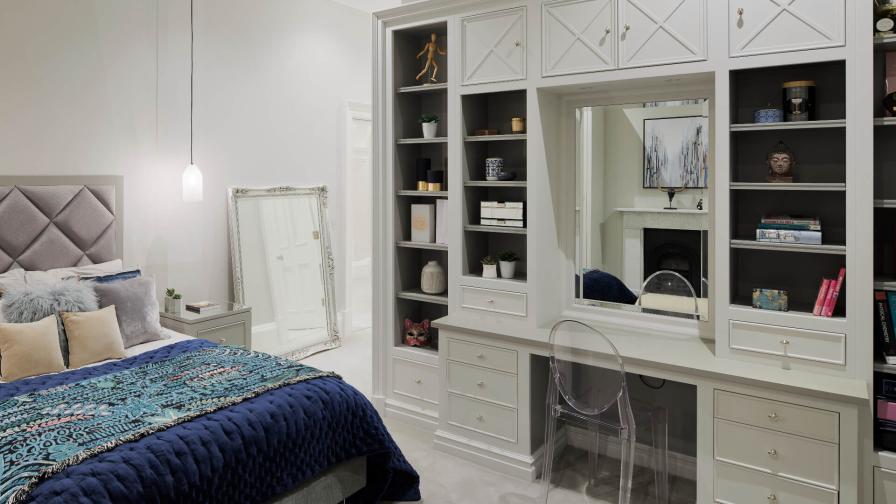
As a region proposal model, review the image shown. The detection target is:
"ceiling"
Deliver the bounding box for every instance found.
[328,0,404,13]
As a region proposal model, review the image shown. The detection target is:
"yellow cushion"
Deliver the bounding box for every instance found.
[61,305,127,368]
[0,315,66,381]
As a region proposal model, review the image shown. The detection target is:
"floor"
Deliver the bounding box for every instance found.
[300,327,372,398]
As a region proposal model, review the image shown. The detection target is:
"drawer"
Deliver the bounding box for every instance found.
[198,320,248,348]
[392,358,438,405]
[460,286,527,317]
[446,392,517,442]
[446,360,517,407]
[875,466,896,504]
[714,419,838,490]
[715,462,837,504]
[714,390,838,443]
[445,338,518,374]
[729,320,846,366]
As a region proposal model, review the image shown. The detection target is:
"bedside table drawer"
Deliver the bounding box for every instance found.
[199,320,248,348]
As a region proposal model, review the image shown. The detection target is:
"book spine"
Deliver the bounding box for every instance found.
[755,229,823,244]
[821,267,846,317]
[761,217,820,225]
[888,292,896,337]
[813,278,832,316]
[876,290,896,362]
[757,223,822,231]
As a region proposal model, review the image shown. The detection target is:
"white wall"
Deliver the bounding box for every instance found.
[0,0,373,314]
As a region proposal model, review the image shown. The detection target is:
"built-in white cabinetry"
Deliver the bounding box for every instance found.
[728,0,845,57]
[461,7,526,85]
[542,0,705,76]
[876,467,896,504]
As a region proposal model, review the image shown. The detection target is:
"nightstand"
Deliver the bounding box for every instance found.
[159,302,252,349]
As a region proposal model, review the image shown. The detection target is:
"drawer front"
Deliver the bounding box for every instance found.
[447,392,517,442]
[392,358,439,405]
[729,320,846,366]
[445,338,518,374]
[198,320,248,348]
[446,360,517,407]
[875,466,896,504]
[460,286,527,317]
[715,462,838,504]
[714,419,838,490]
[714,390,839,443]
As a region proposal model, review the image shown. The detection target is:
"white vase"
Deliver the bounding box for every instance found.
[482,263,498,278]
[499,260,516,279]
[422,122,438,139]
[165,297,182,314]
[420,260,446,294]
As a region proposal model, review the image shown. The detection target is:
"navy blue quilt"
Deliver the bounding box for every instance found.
[0,340,420,504]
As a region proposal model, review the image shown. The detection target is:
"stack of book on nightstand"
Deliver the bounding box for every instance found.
[756,215,822,245]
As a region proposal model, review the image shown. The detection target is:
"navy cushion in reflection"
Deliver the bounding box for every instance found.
[580,269,638,305]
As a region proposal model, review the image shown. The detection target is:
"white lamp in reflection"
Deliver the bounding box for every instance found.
[182,164,203,202]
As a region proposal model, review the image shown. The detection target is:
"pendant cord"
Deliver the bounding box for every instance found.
[189,0,194,165]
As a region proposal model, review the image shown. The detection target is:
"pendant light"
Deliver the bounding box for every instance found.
[182,0,203,202]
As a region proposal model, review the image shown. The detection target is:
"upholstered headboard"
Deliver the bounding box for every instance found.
[0,176,123,273]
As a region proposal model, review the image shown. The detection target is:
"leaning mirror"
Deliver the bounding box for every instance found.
[228,186,339,359]
[575,99,710,321]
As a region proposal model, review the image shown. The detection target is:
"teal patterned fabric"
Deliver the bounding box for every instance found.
[0,346,336,504]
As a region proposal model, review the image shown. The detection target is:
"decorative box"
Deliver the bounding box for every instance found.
[754,108,784,123]
[481,201,524,228]
[411,204,435,243]
[752,288,789,312]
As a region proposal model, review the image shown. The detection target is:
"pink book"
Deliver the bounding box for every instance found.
[822,267,846,318]
[812,278,832,316]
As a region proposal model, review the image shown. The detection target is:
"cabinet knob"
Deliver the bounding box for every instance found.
[514,40,521,47]
[624,24,631,31]
[476,414,485,422]
[415,378,423,384]
[477,353,485,359]
[767,448,778,457]
[604,27,611,35]
[486,299,495,304]
[779,339,790,345]
[477,381,485,387]
[768,412,779,420]
[737,7,744,16]
[767,495,777,502]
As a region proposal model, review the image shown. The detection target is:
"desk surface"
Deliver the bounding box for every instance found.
[434,313,868,403]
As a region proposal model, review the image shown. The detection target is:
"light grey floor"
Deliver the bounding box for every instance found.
[300,327,372,398]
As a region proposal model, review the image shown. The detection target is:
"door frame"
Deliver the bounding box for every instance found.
[344,101,373,335]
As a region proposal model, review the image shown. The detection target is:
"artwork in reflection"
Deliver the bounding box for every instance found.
[575,100,710,320]
[228,186,339,360]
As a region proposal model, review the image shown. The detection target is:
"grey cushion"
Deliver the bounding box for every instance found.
[94,277,164,348]
[1,279,99,364]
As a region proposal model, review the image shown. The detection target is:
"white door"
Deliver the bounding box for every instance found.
[461,7,526,85]
[618,0,706,68]
[259,197,328,355]
[543,0,616,77]
[729,0,845,57]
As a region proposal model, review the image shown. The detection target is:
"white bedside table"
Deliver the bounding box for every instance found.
[159,302,252,349]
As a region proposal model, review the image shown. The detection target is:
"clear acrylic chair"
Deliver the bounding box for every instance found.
[637,270,700,320]
[542,320,669,504]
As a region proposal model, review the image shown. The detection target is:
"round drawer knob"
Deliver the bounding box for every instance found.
[415,378,423,384]
[476,414,484,422]
[604,27,611,35]
[767,448,778,457]
[780,339,790,345]
[624,24,631,31]
[477,353,485,359]
[514,40,521,47]
[737,7,744,16]
[487,299,495,304]
[768,412,779,420]
[477,381,485,387]
[767,495,777,502]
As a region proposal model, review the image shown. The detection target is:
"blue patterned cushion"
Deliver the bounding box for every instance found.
[81,269,141,284]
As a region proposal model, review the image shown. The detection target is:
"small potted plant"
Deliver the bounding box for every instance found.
[420,113,439,139]
[481,255,498,279]
[165,288,183,314]
[498,251,520,279]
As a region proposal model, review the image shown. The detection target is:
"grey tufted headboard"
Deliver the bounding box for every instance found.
[0,176,123,273]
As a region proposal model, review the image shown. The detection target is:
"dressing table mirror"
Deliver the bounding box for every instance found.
[228,185,339,359]
[575,99,711,320]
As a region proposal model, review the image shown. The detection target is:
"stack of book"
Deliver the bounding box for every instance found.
[812,267,845,318]
[876,289,896,365]
[186,301,220,314]
[756,215,822,245]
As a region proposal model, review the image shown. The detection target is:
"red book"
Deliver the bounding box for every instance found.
[813,278,832,316]
[822,267,846,317]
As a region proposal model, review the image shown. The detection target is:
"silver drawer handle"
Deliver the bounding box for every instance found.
[486,299,495,304]
[514,40,521,47]
[767,448,777,457]
[477,353,485,359]
[779,339,790,345]
[476,381,485,387]
[624,24,631,31]
[415,378,423,384]
[476,414,484,422]
[767,495,777,502]
[768,412,779,420]
[737,7,744,16]
[604,27,611,35]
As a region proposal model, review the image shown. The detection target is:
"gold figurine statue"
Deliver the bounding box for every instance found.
[416,33,446,83]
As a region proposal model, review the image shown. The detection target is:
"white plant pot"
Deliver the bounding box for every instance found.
[482,263,498,279]
[165,297,182,314]
[499,260,517,279]
[421,122,438,139]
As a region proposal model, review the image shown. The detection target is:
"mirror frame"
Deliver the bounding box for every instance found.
[227,185,340,359]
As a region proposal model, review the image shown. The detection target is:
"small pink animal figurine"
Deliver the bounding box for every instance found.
[404,319,431,347]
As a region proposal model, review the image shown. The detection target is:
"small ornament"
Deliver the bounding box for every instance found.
[420,261,446,294]
[415,33,446,83]
[404,319,431,347]
[485,158,504,181]
[696,198,704,211]
[766,141,795,183]
[782,81,816,122]
[511,117,526,133]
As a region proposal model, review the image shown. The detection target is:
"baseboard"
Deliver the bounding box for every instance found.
[433,429,537,481]
[384,399,438,431]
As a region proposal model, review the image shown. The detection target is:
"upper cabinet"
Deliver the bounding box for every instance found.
[728,0,845,57]
[618,0,706,68]
[461,7,527,85]
[542,0,706,77]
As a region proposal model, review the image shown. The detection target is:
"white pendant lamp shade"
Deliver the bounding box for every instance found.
[182,164,203,202]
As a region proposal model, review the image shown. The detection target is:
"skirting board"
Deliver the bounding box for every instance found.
[433,429,538,481]
[384,399,439,431]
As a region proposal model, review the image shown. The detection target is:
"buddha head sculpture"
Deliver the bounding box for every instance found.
[766,141,795,182]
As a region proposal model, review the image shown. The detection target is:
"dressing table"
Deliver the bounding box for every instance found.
[372,1,879,501]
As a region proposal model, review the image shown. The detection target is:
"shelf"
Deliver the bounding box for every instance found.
[397,137,448,145]
[876,200,896,208]
[397,83,448,94]
[730,120,846,132]
[728,304,848,334]
[464,224,527,235]
[875,117,896,127]
[876,278,896,290]
[875,34,896,51]
[396,190,448,197]
[396,241,448,251]
[875,449,896,473]
[465,134,527,142]
[875,362,896,374]
[396,289,448,305]
[730,240,846,255]
[730,182,845,192]
[464,181,527,188]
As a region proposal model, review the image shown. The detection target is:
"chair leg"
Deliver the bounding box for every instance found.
[651,409,669,504]
[618,427,636,504]
[587,428,600,488]
[542,381,559,504]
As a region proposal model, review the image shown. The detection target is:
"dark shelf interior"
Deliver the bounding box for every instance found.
[395,298,446,351]
[731,191,846,246]
[462,90,527,137]
[731,128,845,184]
[393,23,448,90]
[463,231,527,279]
[396,247,448,294]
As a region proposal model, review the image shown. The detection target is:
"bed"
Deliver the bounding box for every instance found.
[0,177,420,504]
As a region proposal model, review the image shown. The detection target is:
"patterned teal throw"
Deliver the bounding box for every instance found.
[0,346,336,504]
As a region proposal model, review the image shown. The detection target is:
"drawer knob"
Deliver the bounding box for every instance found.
[767,495,777,502]
[476,381,485,387]
[486,299,495,304]
[477,353,485,359]
[604,27,611,35]
[780,339,790,345]
[476,414,484,422]
[737,7,744,16]
[768,412,779,420]
[767,448,777,457]
[415,378,423,384]
[514,40,521,47]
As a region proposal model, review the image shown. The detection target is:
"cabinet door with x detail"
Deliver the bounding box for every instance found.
[461,7,526,85]
[729,0,844,57]
[543,0,617,77]
[619,0,706,68]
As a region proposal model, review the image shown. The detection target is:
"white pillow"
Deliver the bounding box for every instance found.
[0,269,26,295]
[24,259,124,284]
